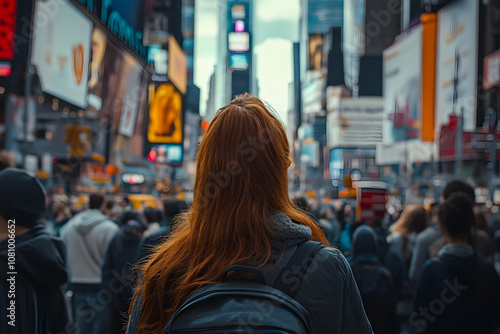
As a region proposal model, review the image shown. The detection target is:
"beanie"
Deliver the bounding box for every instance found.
[0,168,46,227]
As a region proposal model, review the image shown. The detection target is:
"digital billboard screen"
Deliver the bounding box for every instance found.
[31,0,92,108]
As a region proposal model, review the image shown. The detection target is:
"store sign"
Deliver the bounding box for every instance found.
[78,0,147,59]
[105,10,146,59]
[483,49,500,90]
[435,0,479,131]
[0,0,16,60]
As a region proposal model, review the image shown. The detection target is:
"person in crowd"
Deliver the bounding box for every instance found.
[60,193,119,333]
[51,194,72,236]
[372,219,406,294]
[318,205,341,247]
[413,193,500,333]
[102,211,148,334]
[0,168,68,333]
[142,206,162,236]
[430,180,492,260]
[105,199,116,219]
[350,225,399,334]
[337,203,355,255]
[0,150,15,171]
[126,94,372,333]
[387,205,428,272]
[137,199,189,261]
[408,203,441,284]
[121,197,133,211]
[474,209,491,235]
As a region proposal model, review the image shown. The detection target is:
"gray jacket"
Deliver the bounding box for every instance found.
[60,209,118,284]
[408,224,441,283]
[126,213,373,333]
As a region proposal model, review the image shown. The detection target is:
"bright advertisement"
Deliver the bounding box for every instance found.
[31,0,92,108]
[148,83,183,144]
[382,26,422,145]
[435,0,479,131]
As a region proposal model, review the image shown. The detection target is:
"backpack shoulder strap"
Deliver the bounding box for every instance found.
[273,241,324,298]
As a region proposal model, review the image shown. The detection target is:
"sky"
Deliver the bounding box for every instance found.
[194,0,300,123]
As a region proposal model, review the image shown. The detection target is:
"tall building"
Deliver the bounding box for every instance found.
[183,0,196,83]
[213,0,255,111]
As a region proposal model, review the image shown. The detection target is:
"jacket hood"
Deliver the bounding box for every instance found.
[268,212,312,248]
[351,225,378,259]
[70,209,110,235]
[0,225,67,288]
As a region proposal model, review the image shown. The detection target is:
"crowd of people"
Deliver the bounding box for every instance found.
[0,94,500,334]
[295,178,500,333]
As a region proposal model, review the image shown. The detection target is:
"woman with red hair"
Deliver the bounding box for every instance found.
[126,94,372,333]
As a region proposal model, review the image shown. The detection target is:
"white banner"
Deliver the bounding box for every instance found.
[31,0,92,108]
[435,0,479,131]
[326,97,384,148]
[382,26,423,145]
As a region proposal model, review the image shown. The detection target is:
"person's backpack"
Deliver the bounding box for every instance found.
[164,241,324,334]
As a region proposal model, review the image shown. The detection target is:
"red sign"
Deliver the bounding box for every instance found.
[484,49,500,90]
[0,0,17,60]
[356,188,387,225]
[0,62,11,76]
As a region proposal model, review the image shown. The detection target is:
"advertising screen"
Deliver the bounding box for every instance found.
[435,0,479,131]
[382,26,422,145]
[230,53,248,70]
[0,0,16,60]
[148,83,183,144]
[151,144,183,163]
[31,0,92,108]
[228,32,249,52]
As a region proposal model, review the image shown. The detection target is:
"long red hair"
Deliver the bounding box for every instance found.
[130,94,327,333]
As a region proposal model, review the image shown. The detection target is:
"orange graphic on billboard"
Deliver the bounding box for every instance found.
[148,84,183,144]
[73,43,84,84]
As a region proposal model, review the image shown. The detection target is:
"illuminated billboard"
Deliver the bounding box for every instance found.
[230,53,248,70]
[228,32,249,52]
[148,83,183,144]
[168,36,187,94]
[31,0,92,108]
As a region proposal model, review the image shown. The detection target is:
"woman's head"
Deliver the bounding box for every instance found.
[438,193,474,241]
[194,93,291,214]
[392,204,429,236]
[131,94,327,333]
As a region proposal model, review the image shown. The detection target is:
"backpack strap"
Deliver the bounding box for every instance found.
[273,241,324,299]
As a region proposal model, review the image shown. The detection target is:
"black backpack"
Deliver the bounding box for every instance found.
[164,241,324,334]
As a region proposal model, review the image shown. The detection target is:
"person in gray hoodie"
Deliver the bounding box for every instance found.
[60,193,119,333]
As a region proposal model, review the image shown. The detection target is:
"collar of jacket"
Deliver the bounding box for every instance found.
[437,244,474,258]
[267,212,312,249]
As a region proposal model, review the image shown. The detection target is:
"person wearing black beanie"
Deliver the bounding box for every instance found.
[0,168,46,228]
[0,168,69,334]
